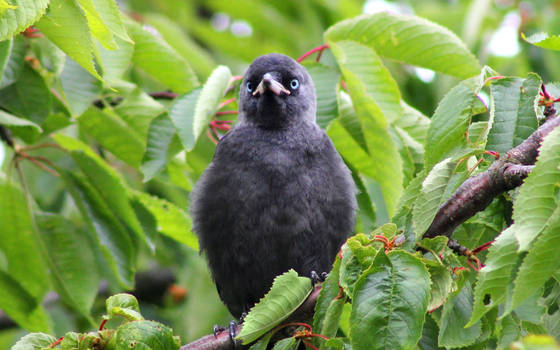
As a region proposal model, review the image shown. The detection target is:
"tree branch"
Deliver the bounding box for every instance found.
[179,286,321,350]
[423,114,560,240]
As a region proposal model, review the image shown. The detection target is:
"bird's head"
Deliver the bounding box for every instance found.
[239,53,316,129]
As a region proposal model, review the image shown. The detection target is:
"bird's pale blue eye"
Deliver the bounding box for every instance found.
[247,82,253,92]
[290,79,299,90]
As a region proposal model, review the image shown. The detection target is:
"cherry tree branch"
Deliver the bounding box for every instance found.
[423,113,560,241]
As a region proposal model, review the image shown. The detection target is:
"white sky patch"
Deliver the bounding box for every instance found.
[488,11,521,57]
[231,20,252,37]
[363,0,402,14]
[211,12,230,32]
[414,67,436,83]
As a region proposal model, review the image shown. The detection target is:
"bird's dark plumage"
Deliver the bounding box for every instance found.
[191,53,356,318]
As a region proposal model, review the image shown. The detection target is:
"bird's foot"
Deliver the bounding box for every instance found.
[310,270,328,285]
[212,321,238,349]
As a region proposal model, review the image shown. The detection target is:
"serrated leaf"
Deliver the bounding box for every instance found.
[10,332,56,350]
[438,283,481,348]
[426,263,453,312]
[325,12,480,79]
[61,57,102,116]
[37,213,99,320]
[0,63,52,125]
[425,79,486,171]
[36,0,101,80]
[141,113,179,181]
[349,250,430,350]
[412,158,457,238]
[513,126,560,251]
[468,226,519,327]
[0,180,49,299]
[271,337,299,350]
[131,190,198,251]
[170,66,232,151]
[30,37,65,74]
[59,170,135,289]
[78,107,145,167]
[329,40,402,216]
[237,270,313,345]
[0,271,50,332]
[509,209,560,314]
[304,62,339,129]
[76,0,116,49]
[486,74,541,154]
[0,0,49,41]
[523,32,560,51]
[99,36,133,80]
[127,18,198,93]
[396,101,430,145]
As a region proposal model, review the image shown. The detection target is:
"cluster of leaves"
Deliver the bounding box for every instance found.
[1,0,560,349]
[12,294,181,349]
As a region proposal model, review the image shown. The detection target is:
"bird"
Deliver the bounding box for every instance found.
[190,53,356,319]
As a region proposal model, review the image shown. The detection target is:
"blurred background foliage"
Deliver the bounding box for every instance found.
[1,0,560,348]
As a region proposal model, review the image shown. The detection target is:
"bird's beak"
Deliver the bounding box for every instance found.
[253,73,291,96]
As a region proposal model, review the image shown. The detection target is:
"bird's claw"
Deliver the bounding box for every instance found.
[213,324,225,337]
[229,321,237,350]
[310,270,328,285]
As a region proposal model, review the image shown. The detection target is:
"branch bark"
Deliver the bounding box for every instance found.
[423,114,560,240]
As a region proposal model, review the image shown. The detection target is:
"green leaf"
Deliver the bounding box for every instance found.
[513,126,560,251]
[36,0,101,80]
[271,337,299,350]
[0,180,49,299]
[0,39,11,79]
[509,208,560,313]
[0,0,49,41]
[111,320,180,350]
[0,271,50,332]
[329,40,402,216]
[141,113,179,181]
[412,158,458,238]
[0,36,25,88]
[61,58,102,116]
[304,62,340,129]
[313,257,343,338]
[426,263,453,312]
[438,283,481,348]
[30,37,65,74]
[131,190,199,251]
[59,170,135,289]
[325,12,480,79]
[425,79,486,171]
[143,13,215,78]
[127,18,199,93]
[486,74,541,154]
[10,332,56,350]
[395,101,430,145]
[349,250,430,350]
[170,66,231,151]
[0,63,52,125]
[468,226,519,327]
[0,110,42,131]
[237,270,313,345]
[523,32,560,51]
[76,0,116,49]
[78,107,145,167]
[54,134,146,249]
[37,213,99,320]
[329,40,402,123]
[99,36,133,80]
[105,293,143,321]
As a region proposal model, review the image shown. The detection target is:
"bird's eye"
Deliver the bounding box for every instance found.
[247,82,253,92]
[290,79,299,90]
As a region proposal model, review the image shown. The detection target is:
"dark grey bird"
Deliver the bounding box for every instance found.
[191,53,356,319]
